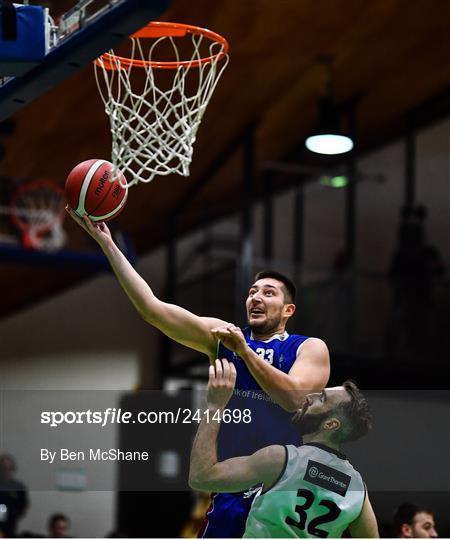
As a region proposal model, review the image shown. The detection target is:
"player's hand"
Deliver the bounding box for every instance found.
[65,205,113,248]
[207,359,237,411]
[211,324,248,358]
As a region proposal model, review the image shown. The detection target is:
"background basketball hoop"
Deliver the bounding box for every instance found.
[10,179,67,251]
[94,21,229,187]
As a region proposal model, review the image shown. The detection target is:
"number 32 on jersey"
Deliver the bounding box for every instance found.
[286,489,341,538]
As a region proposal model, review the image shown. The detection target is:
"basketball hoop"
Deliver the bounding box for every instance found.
[94,21,229,187]
[10,180,66,251]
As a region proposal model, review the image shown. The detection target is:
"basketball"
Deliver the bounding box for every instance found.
[65,159,128,222]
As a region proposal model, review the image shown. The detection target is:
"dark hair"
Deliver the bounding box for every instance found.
[253,271,296,303]
[392,504,434,536]
[48,514,70,528]
[332,380,372,443]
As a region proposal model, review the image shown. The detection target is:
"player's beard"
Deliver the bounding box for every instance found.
[248,311,283,336]
[292,410,330,436]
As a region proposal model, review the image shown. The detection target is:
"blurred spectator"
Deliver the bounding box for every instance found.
[0,454,29,537]
[386,205,445,358]
[180,491,211,538]
[393,503,438,538]
[48,514,71,538]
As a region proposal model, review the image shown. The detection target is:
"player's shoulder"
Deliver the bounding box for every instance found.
[295,336,329,357]
[299,443,363,478]
[286,332,309,345]
[297,336,328,348]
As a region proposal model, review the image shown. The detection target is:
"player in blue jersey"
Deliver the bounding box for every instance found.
[67,211,331,537]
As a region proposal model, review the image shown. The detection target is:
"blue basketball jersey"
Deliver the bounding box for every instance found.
[217,327,308,459]
[202,327,309,538]
[220,327,308,389]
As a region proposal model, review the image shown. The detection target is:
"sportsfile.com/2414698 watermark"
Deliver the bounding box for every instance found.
[41,408,252,428]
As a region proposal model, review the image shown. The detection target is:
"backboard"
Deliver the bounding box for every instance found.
[0,0,170,121]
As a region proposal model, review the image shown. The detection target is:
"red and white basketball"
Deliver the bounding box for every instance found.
[65,159,128,222]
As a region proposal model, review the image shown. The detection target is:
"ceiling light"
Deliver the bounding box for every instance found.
[306,134,353,155]
[305,58,354,155]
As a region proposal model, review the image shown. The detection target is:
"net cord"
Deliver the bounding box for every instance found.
[3,186,66,250]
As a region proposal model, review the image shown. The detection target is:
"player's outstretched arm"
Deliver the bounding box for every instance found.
[189,358,285,492]
[66,208,224,358]
[348,495,379,538]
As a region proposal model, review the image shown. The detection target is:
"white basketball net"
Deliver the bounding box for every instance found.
[8,181,66,251]
[94,29,229,188]
[27,221,66,252]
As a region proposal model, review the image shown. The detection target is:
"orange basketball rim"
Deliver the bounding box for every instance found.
[95,21,229,70]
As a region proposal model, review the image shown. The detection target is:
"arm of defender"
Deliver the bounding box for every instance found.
[189,438,285,493]
[348,495,379,538]
[67,208,225,357]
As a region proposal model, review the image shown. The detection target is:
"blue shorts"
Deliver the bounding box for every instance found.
[200,492,256,538]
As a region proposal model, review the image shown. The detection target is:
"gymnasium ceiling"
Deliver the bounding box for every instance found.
[0,0,450,319]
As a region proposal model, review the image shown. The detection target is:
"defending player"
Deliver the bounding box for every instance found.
[190,359,378,538]
[67,210,330,536]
